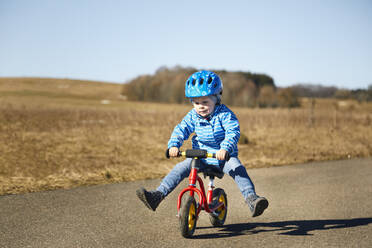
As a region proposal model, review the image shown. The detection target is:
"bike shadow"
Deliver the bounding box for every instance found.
[194,217,372,239]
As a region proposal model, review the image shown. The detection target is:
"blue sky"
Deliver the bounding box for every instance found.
[1,0,371,89]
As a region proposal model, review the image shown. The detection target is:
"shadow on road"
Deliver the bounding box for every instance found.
[194,218,372,239]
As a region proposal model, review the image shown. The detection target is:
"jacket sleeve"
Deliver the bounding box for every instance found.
[167,110,195,148]
[219,111,240,154]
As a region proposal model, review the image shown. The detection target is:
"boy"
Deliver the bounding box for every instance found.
[136,70,268,217]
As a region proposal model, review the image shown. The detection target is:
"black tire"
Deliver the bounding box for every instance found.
[179,195,197,238]
[209,188,228,227]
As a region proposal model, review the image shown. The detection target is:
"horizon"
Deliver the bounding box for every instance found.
[1,0,371,90]
[2,74,370,91]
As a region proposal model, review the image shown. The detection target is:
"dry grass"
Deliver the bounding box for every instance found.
[1,78,371,195]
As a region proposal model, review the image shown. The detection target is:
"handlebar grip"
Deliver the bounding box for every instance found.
[166,149,230,161]
[224,152,230,161]
[165,148,182,159]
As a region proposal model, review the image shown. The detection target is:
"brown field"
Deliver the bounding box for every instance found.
[1,78,371,195]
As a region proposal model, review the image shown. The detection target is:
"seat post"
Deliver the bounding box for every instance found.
[207,177,215,204]
[209,177,215,188]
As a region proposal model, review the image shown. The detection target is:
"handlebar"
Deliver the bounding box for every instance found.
[165,149,230,161]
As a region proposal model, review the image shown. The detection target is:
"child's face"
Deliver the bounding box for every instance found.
[192,96,215,118]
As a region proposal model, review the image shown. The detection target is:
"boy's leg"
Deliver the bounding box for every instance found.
[223,157,268,217]
[156,158,193,196]
[222,157,255,199]
[136,158,192,211]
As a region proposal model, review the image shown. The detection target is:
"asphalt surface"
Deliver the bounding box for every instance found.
[1,158,371,248]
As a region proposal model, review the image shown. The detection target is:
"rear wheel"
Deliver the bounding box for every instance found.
[209,188,227,227]
[179,195,197,238]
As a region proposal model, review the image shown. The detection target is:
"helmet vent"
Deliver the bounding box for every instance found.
[192,79,196,85]
[199,78,204,85]
[213,82,218,88]
[207,77,212,84]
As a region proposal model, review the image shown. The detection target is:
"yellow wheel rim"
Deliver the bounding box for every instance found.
[188,202,196,231]
[217,195,226,220]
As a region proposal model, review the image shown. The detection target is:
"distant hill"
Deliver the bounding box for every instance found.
[0,77,123,100]
[121,66,291,107]
[0,74,302,108]
[291,83,372,102]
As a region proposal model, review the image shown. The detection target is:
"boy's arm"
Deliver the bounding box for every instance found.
[167,110,195,149]
[220,111,240,154]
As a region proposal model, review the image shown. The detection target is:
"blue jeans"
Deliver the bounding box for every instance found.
[156,157,256,200]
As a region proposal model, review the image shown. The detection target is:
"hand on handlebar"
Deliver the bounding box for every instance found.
[169,147,179,157]
[216,149,228,161]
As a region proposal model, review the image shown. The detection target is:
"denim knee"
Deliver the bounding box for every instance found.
[157,158,192,196]
[222,157,256,199]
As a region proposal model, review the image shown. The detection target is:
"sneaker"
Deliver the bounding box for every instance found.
[246,194,269,217]
[136,187,164,211]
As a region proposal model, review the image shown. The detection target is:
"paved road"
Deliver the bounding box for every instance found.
[1,158,371,248]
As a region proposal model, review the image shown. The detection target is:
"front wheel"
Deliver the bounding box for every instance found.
[179,195,197,238]
[209,188,228,227]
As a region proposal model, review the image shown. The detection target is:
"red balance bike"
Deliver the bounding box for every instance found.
[166,149,230,238]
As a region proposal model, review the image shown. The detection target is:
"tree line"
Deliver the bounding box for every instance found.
[122,66,300,108]
[291,83,372,102]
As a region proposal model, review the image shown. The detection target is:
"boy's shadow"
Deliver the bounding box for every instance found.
[195,217,372,239]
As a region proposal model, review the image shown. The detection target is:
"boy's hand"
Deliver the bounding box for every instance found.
[169,147,179,157]
[216,149,228,160]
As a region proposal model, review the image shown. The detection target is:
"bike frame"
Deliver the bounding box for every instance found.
[177,158,225,217]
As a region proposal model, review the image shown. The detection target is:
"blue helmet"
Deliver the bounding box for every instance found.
[185,70,223,98]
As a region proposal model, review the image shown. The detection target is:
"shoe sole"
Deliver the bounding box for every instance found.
[252,198,268,217]
[136,188,155,211]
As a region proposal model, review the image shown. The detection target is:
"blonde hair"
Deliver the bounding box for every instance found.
[190,95,221,105]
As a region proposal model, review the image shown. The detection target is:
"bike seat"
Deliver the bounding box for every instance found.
[202,166,224,179]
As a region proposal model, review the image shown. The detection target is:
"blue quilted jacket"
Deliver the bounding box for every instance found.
[167,104,240,165]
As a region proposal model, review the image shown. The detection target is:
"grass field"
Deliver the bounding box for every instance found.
[1,77,371,195]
